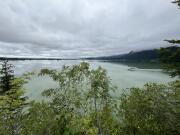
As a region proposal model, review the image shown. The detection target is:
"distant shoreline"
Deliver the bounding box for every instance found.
[1,46,178,61]
[0,57,79,61]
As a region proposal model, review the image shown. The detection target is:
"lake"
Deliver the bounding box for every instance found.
[7,60,176,100]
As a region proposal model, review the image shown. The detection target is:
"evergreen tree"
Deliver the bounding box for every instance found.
[0,60,15,95]
[164,1,180,44]
[159,1,180,78]
[159,47,180,78]
[0,60,30,135]
[172,0,180,8]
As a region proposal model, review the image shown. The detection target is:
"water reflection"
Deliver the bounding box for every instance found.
[1,60,176,100]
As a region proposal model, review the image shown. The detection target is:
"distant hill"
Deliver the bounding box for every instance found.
[0,57,77,61]
[0,46,179,61]
[86,46,179,62]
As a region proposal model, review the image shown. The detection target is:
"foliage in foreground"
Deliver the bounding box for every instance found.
[1,61,180,135]
[21,66,180,135]
[119,81,180,135]
[0,60,33,135]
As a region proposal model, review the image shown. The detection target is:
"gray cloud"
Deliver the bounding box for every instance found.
[0,0,180,58]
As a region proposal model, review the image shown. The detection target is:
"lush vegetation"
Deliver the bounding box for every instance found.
[159,47,180,78]
[87,49,160,62]
[0,60,179,135]
[0,60,32,135]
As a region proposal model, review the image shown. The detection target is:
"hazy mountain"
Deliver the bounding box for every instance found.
[86,46,179,62]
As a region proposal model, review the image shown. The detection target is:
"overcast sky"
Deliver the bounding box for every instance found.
[0,0,180,58]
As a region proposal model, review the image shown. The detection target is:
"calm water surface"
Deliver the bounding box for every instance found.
[7,60,176,100]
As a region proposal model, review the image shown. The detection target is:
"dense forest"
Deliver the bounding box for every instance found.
[88,46,179,62]
[0,1,180,135]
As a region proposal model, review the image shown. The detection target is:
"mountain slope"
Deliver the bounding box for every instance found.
[87,46,179,62]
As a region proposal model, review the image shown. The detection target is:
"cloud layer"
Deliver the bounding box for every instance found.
[0,0,180,58]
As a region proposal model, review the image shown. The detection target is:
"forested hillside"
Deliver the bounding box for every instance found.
[88,46,179,62]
